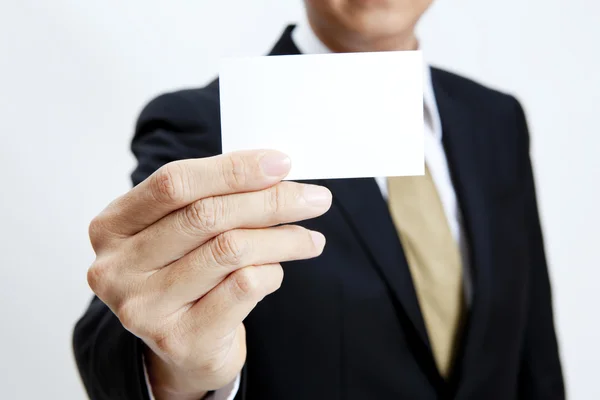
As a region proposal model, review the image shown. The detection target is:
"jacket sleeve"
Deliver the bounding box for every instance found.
[73,87,226,399]
[513,98,565,399]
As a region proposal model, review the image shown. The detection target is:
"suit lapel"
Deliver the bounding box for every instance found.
[324,177,443,384]
[431,69,494,388]
[268,25,302,56]
[325,178,430,340]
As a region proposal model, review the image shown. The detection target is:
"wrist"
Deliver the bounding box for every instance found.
[144,347,209,400]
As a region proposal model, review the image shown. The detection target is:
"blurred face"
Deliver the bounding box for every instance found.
[304,0,434,52]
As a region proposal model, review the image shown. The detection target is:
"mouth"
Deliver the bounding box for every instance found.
[347,0,389,7]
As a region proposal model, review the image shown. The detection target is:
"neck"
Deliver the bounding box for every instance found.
[307,11,418,53]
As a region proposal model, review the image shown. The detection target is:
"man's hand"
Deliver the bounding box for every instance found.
[87,150,332,400]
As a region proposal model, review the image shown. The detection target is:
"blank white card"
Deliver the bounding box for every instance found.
[219,51,424,180]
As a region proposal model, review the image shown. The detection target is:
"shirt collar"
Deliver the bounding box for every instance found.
[291,18,442,141]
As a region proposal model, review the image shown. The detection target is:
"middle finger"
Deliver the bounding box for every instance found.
[125,181,332,270]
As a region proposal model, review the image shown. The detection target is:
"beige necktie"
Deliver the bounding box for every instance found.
[387,166,464,378]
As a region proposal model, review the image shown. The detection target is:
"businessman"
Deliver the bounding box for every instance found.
[74,0,565,399]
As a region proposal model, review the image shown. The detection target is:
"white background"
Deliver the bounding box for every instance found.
[0,1,598,398]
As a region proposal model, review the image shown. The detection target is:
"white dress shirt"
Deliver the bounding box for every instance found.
[146,17,470,400]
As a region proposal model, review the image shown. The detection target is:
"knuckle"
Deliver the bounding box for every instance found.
[210,231,247,267]
[229,267,261,302]
[184,197,223,234]
[88,216,110,251]
[153,332,187,365]
[151,162,189,205]
[264,184,287,214]
[117,300,144,334]
[221,154,248,191]
[87,259,112,298]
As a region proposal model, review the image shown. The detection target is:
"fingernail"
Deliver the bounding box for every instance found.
[260,151,291,177]
[310,231,326,249]
[303,185,332,207]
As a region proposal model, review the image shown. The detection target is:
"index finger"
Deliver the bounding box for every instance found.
[97,150,291,236]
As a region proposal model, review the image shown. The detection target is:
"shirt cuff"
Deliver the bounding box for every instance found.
[143,353,240,400]
[204,374,240,400]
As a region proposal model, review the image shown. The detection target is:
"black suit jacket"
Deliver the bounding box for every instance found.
[74,26,564,400]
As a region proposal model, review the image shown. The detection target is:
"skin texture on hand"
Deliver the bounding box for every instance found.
[86,150,332,399]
